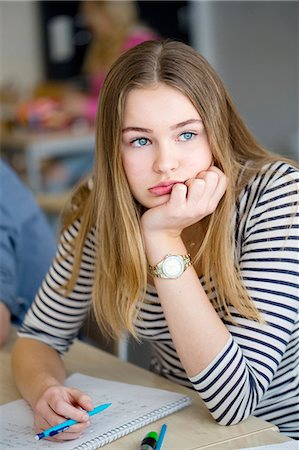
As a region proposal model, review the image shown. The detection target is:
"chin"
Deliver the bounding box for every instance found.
[148,196,169,208]
[133,192,170,209]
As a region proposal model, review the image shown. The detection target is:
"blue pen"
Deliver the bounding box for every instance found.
[156,424,167,450]
[34,403,112,441]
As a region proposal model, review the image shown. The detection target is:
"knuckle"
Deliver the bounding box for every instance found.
[46,385,61,398]
[54,399,66,416]
[209,172,219,183]
[193,179,204,189]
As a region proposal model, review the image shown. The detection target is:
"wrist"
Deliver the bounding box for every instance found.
[149,253,192,279]
[32,376,63,408]
[143,234,187,267]
[140,216,183,241]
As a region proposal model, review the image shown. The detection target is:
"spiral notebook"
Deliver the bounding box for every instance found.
[0,373,192,449]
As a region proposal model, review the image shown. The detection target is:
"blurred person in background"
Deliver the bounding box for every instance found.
[43,0,158,191]
[0,159,56,346]
[61,0,159,124]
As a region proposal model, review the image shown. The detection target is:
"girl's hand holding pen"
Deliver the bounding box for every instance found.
[33,385,94,441]
[141,166,227,239]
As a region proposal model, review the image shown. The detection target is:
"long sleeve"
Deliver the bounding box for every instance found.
[18,220,96,354]
[189,162,299,430]
[0,160,56,322]
[0,203,18,314]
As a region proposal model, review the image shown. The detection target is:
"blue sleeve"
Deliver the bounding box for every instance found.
[0,202,18,314]
[0,159,56,320]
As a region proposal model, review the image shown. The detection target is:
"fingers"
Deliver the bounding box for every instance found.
[169,182,188,202]
[56,388,93,421]
[203,167,228,210]
[34,412,90,441]
[184,178,206,208]
[185,167,227,215]
[169,166,227,218]
[141,165,227,237]
[34,386,93,442]
[77,392,94,412]
[48,420,90,442]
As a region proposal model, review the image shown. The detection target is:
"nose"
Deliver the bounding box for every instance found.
[152,143,179,174]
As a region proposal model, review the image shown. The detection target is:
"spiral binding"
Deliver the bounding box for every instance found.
[73,397,191,450]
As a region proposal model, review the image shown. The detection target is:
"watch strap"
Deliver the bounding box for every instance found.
[149,253,192,279]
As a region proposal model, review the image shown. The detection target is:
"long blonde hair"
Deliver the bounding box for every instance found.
[64,40,298,338]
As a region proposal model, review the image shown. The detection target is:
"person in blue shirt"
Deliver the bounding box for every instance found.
[0,159,56,346]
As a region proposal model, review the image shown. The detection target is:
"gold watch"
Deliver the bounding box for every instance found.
[149,254,192,279]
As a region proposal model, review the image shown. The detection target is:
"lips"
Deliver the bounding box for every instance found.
[149,181,183,196]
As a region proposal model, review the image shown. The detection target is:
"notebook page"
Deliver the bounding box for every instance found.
[0,373,191,449]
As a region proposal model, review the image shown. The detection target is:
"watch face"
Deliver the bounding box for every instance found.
[162,255,184,279]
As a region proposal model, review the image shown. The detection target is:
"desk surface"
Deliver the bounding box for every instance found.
[0,329,293,450]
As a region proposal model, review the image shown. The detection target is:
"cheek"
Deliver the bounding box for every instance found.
[186,148,212,173]
[200,150,213,169]
[121,154,143,187]
[194,139,213,169]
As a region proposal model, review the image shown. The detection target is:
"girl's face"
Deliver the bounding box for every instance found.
[121,83,213,208]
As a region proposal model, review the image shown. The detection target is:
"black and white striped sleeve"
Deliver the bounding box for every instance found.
[189,163,299,427]
[18,220,96,354]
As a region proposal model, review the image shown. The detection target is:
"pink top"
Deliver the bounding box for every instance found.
[85,28,159,121]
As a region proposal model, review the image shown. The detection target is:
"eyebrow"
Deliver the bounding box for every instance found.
[122,126,152,133]
[122,119,202,134]
[171,119,202,130]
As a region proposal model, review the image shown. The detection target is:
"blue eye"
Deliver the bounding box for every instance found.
[179,132,196,141]
[131,137,150,147]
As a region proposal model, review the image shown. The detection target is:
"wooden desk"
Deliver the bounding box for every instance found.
[203,430,294,449]
[0,328,294,450]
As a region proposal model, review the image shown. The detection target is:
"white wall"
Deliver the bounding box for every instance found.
[0,1,43,94]
[190,1,299,160]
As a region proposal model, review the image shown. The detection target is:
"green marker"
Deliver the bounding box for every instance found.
[140,431,159,450]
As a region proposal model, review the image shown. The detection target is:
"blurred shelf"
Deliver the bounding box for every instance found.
[1,126,95,192]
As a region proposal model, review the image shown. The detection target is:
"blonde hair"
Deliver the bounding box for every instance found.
[64,40,298,338]
[81,1,138,74]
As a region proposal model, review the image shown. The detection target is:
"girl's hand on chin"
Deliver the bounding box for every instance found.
[141,166,227,239]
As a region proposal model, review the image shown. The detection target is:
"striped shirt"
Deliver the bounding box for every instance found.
[19,162,299,439]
